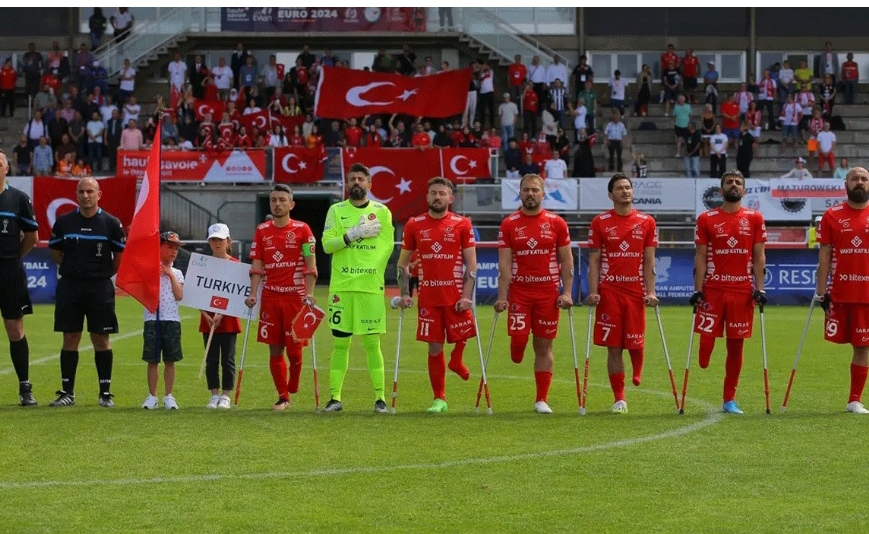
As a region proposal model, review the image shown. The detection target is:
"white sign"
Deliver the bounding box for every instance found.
[695,178,811,222]
[579,178,695,212]
[180,253,259,318]
[501,179,578,211]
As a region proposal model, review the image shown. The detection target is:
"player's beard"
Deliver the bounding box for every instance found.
[723,188,742,202]
[847,185,869,203]
[348,184,366,200]
[428,201,447,214]
[522,196,540,210]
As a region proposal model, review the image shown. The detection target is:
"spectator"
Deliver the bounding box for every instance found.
[795,83,816,135]
[114,58,136,106]
[527,56,546,106]
[661,43,680,75]
[704,62,720,113]
[673,94,692,157]
[781,157,812,179]
[842,53,859,105]
[522,82,539,135]
[242,98,261,116]
[111,7,134,44]
[296,44,316,70]
[684,122,702,178]
[817,41,839,84]
[570,55,594,97]
[120,119,143,151]
[396,44,416,76]
[234,126,251,149]
[735,122,757,178]
[805,107,824,167]
[820,74,837,119]
[230,42,249,89]
[709,124,728,178]
[41,69,61,98]
[720,93,740,150]
[437,7,454,30]
[574,128,596,178]
[546,55,568,89]
[33,137,53,175]
[757,69,776,130]
[682,48,700,104]
[57,151,75,176]
[499,92,519,149]
[167,51,187,93]
[324,120,344,147]
[662,61,680,117]
[778,60,795,104]
[746,100,762,140]
[604,112,628,172]
[544,153,567,179]
[571,99,587,143]
[123,95,141,125]
[21,42,43,98]
[56,133,77,163]
[86,111,104,172]
[734,83,754,118]
[267,124,286,147]
[577,79,598,131]
[23,110,46,151]
[504,138,522,178]
[477,62,494,128]
[518,153,539,176]
[481,128,501,151]
[371,49,392,73]
[88,8,107,50]
[634,64,652,117]
[239,55,257,90]
[779,94,802,155]
[833,157,850,180]
[0,57,16,117]
[430,124,449,148]
[259,55,280,102]
[631,153,648,178]
[103,108,122,170]
[319,49,336,68]
[816,121,837,177]
[72,43,93,92]
[608,70,628,116]
[209,57,231,100]
[33,84,53,113]
[161,114,179,146]
[12,135,33,175]
[455,125,478,148]
[72,158,91,177]
[548,79,567,127]
[462,61,480,128]
[794,61,813,88]
[551,128,570,166]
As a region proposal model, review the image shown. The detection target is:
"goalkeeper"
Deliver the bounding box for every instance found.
[321,163,395,413]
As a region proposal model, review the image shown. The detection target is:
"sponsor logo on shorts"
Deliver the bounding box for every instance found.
[545,328,557,334]
[862,336,869,343]
[738,329,749,335]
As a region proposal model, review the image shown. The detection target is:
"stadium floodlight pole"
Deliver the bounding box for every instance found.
[475,311,499,412]
[679,306,698,415]
[654,306,681,411]
[759,304,771,414]
[233,309,254,409]
[197,321,217,381]
[311,335,321,412]
[390,307,403,414]
[580,305,593,415]
[782,298,817,413]
[568,306,581,414]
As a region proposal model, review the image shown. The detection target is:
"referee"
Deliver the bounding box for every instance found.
[48,177,125,407]
[0,151,39,406]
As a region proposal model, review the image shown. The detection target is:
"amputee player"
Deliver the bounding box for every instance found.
[246,184,317,411]
[692,170,767,414]
[587,174,659,414]
[396,177,477,413]
[816,167,869,414]
[0,151,39,406]
[494,174,573,413]
[321,163,395,413]
[48,177,126,407]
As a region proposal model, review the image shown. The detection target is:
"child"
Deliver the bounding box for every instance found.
[141,231,185,410]
[199,223,241,409]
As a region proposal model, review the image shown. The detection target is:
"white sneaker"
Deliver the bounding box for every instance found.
[612,400,628,413]
[163,394,179,410]
[846,401,869,414]
[534,400,553,414]
[206,394,219,409]
[141,394,158,410]
[217,395,231,409]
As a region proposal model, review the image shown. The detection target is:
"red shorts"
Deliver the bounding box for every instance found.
[257,296,308,348]
[818,151,835,170]
[507,287,560,339]
[825,301,869,347]
[694,287,754,339]
[416,305,476,344]
[594,286,646,348]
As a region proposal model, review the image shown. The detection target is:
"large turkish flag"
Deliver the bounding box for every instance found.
[439,147,492,183]
[273,147,326,184]
[33,175,136,240]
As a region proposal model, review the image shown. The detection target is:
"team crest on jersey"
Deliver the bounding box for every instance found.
[332,294,340,303]
[739,218,749,227]
[420,307,430,317]
[601,313,610,322]
[367,213,377,221]
[510,304,519,312]
[286,232,297,245]
[541,223,551,231]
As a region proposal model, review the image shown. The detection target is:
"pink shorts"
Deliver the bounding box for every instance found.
[694,287,754,339]
[417,305,476,343]
[507,287,560,339]
[825,301,869,347]
[594,286,646,348]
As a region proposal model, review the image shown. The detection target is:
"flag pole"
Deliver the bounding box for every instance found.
[155,125,163,365]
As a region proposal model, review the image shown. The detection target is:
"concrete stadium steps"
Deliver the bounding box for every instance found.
[631,143,864,159]
[628,129,869,144]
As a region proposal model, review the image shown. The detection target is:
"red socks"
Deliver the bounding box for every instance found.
[510,336,529,364]
[429,351,446,400]
[609,372,626,402]
[850,363,868,403]
[269,355,289,400]
[448,341,470,380]
[698,336,715,369]
[287,349,303,394]
[534,371,552,402]
[628,349,644,386]
[723,338,744,402]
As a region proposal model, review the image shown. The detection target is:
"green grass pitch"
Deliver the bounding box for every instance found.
[0,289,865,532]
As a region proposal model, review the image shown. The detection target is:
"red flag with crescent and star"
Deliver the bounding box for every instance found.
[273,147,326,184]
[291,304,325,342]
[438,147,492,183]
[315,66,472,119]
[193,99,225,121]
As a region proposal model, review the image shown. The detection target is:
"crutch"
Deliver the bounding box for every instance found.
[759,304,771,415]
[579,305,593,415]
[472,305,494,414]
[568,307,582,414]
[311,335,321,412]
[233,309,254,409]
[781,298,817,413]
[197,320,217,380]
[654,306,681,411]
[474,311,499,412]
[678,307,698,415]
[390,307,403,414]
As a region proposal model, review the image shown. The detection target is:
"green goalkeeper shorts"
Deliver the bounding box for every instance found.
[327,291,386,335]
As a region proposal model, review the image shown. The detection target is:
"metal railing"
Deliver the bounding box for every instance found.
[459,7,567,68]
[161,185,215,239]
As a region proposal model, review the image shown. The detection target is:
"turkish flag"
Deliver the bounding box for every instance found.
[315,66,472,119]
[273,147,325,184]
[33,175,136,240]
[341,147,439,222]
[440,148,492,183]
[291,304,325,342]
[210,295,229,310]
[116,124,162,313]
[268,112,306,135]
[194,99,225,121]
[237,109,270,132]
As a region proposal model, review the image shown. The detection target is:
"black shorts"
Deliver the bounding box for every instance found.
[675,126,690,139]
[54,277,118,334]
[0,259,32,320]
[664,86,680,102]
[683,77,698,91]
[142,321,183,363]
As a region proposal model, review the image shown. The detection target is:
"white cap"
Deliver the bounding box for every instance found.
[814,215,823,223]
[207,223,230,240]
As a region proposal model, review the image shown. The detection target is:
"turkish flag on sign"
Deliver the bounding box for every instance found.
[194,99,225,121]
[273,147,325,184]
[210,295,229,310]
[33,175,136,240]
[341,148,439,222]
[439,148,492,183]
[315,66,472,119]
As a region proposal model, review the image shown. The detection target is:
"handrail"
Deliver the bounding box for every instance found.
[466,7,566,67]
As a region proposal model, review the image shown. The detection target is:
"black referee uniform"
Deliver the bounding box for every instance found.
[48,207,125,405]
[0,182,39,405]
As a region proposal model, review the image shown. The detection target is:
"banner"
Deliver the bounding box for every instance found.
[501,179,578,211]
[193,99,225,121]
[274,147,326,184]
[695,179,811,222]
[579,178,695,212]
[439,148,492,182]
[180,253,260,318]
[23,247,58,304]
[33,175,136,240]
[315,66,472,119]
[475,246,500,305]
[221,7,426,32]
[117,149,267,182]
[770,178,846,199]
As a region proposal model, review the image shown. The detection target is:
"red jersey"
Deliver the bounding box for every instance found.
[523,90,538,114]
[401,212,475,307]
[249,219,315,298]
[0,66,17,91]
[41,74,60,95]
[508,63,527,87]
[236,134,252,148]
[720,101,740,129]
[661,51,680,71]
[199,257,243,334]
[344,126,363,147]
[681,54,699,78]
[289,134,305,146]
[498,210,571,292]
[843,61,859,82]
[411,132,430,148]
[695,207,766,293]
[819,203,869,304]
[588,209,658,298]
